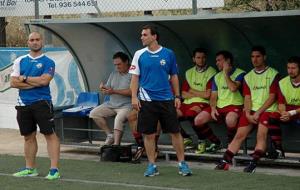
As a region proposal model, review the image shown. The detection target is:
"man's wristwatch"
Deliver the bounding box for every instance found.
[22,76,27,82]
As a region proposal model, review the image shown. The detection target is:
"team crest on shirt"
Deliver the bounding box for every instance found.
[160,59,166,66]
[36,63,43,69]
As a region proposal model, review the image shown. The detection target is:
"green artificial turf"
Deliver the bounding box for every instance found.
[0,155,299,190]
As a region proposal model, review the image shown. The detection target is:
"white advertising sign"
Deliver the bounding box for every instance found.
[0,0,224,17]
[0,0,99,16]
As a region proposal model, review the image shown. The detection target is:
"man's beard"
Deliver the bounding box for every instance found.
[31,47,42,52]
[290,72,300,79]
[195,64,207,72]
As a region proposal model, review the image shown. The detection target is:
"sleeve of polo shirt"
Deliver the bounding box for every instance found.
[129,51,140,75]
[169,51,178,75]
[43,59,55,77]
[105,72,114,88]
[10,57,21,77]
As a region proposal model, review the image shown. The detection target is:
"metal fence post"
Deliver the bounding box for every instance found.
[192,0,197,15]
[0,17,7,47]
[34,0,39,19]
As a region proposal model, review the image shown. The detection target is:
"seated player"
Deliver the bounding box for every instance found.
[176,48,216,153]
[193,50,245,153]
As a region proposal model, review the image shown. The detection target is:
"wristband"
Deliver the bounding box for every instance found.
[174,95,181,99]
[288,110,297,116]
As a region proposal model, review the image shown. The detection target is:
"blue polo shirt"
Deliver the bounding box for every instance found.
[11,54,55,105]
[129,47,178,101]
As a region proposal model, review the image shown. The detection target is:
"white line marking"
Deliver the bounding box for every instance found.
[0,173,190,190]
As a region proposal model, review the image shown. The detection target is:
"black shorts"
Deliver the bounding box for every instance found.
[15,100,55,136]
[137,100,180,134]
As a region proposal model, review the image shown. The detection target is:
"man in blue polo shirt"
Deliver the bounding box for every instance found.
[10,32,60,180]
[130,25,192,177]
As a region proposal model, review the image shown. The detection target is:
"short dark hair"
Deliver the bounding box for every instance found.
[216,50,234,65]
[192,48,207,57]
[113,52,129,63]
[142,24,160,41]
[251,46,266,55]
[288,56,300,68]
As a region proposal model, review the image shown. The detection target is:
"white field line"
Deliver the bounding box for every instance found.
[0,173,190,190]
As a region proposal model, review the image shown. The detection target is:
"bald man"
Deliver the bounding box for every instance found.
[10,32,60,180]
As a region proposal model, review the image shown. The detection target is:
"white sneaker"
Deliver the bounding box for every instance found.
[104,134,114,145]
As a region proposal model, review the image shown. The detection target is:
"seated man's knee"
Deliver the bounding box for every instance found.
[225,113,238,128]
[194,116,202,126]
[225,119,235,128]
[194,112,209,126]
